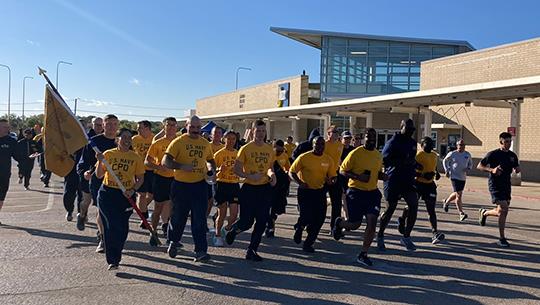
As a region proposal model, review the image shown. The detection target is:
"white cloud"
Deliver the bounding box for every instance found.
[129,78,141,86]
[81,99,113,107]
[26,39,41,47]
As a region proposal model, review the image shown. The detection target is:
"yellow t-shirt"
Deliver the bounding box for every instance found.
[211,142,225,155]
[165,134,214,183]
[289,151,335,189]
[147,137,175,178]
[101,148,145,190]
[132,134,154,171]
[284,142,296,158]
[236,141,275,185]
[340,146,382,191]
[214,147,240,183]
[275,152,291,171]
[324,140,344,171]
[416,151,439,184]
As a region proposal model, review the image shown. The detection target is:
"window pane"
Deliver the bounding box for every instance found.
[349,39,368,56]
[389,43,409,57]
[433,46,456,57]
[411,45,432,57]
[368,41,388,56]
[328,37,347,46]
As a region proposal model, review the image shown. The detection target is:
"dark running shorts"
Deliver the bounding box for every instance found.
[451,179,466,192]
[152,174,173,203]
[416,181,437,202]
[345,188,382,223]
[0,172,10,201]
[137,170,154,193]
[214,182,240,205]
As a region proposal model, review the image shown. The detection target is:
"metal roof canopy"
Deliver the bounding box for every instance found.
[270,27,475,51]
[199,76,540,122]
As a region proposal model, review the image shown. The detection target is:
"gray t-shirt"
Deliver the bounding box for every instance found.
[443,150,473,181]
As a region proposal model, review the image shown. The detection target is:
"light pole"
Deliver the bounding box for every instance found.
[0,64,11,124]
[235,67,252,90]
[22,76,33,123]
[56,60,72,90]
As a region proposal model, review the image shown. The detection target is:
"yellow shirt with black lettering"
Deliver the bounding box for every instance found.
[275,152,291,171]
[416,151,438,184]
[147,137,175,178]
[236,141,275,185]
[324,140,343,172]
[101,148,145,190]
[289,151,335,189]
[284,142,296,159]
[132,134,154,171]
[165,134,213,183]
[340,146,382,191]
[211,142,225,155]
[214,147,240,183]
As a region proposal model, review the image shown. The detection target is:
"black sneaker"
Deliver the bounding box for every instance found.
[302,244,315,253]
[194,252,211,262]
[76,213,85,231]
[293,224,303,244]
[245,249,263,262]
[443,199,450,212]
[332,217,344,241]
[397,216,405,235]
[65,212,73,222]
[478,209,487,226]
[265,228,275,238]
[225,228,237,245]
[167,242,178,258]
[161,223,168,239]
[356,252,373,267]
[432,232,445,244]
[459,212,468,222]
[497,238,510,248]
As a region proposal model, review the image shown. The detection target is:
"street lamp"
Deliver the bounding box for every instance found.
[0,64,11,124]
[22,76,33,123]
[56,60,72,90]
[235,67,252,90]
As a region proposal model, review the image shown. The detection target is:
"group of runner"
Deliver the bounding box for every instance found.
[0,114,521,269]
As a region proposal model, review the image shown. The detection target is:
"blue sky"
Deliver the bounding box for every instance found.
[0,0,539,120]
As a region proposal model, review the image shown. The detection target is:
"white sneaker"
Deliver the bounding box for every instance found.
[213,236,224,247]
[95,241,105,253]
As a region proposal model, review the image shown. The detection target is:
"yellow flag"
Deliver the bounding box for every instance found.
[43,85,88,177]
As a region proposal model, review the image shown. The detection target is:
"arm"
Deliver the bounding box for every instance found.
[162,153,193,172]
[477,161,501,175]
[145,154,165,171]
[233,160,261,181]
[289,171,308,189]
[339,169,370,183]
[95,153,105,179]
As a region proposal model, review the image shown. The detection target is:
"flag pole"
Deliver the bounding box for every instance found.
[37,67,161,246]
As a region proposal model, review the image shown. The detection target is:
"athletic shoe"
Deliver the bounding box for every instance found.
[107,264,119,271]
[224,228,237,245]
[65,212,73,222]
[96,232,102,243]
[478,209,487,226]
[265,228,275,238]
[302,244,315,253]
[95,241,105,253]
[44,183,49,188]
[245,249,263,262]
[293,224,303,244]
[213,236,224,247]
[356,252,373,267]
[377,236,386,251]
[167,242,178,258]
[24,186,29,191]
[443,200,450,213]
[459,212,468,222]
[76,213,85,231]
[497,238,510,248]
[432,232,445,244]
[194,252,211,262]
[332,217,345,241]
[400,237,416,251]
[161,223,168,239]
[397,216,405,235]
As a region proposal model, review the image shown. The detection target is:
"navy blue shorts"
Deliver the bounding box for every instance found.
[90,175,103,206]
[383,182,417,203]
[137,170,154,194]
[451,179,466,192]
[0,172,9,201]
[416,181,437,202]
[152,174,173,203]
[214,182,240,205]
[345,188,382,223]
[79,174,90,193]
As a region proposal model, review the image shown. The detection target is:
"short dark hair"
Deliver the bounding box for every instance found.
[499,132,512,140]
[254,119,266,127]
[275,139,284,147]
[117,128,132,137]
[163,117,177,123]
[421,136,433,145]
[138,120,151,129]
[104,114,118,121]
[364,128,376,135]
[287,136,293,140]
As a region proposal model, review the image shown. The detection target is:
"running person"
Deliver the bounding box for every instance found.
[477,132,521,247]
[163,116,216,262]
[207,126,224,230]
[443,139,473,221]
[399,137,445,244]
[333,128,387,266]
[266,139,291,238]
[339,131,355,220]
[214,131,240,246]
[0,119,21,224]
[378,119,419,251]
[284,136,296,163]
[132,120,154,228]
[324,125,344,232]
[95,128,145,270]
[223,120,277,262]
[16,129,38,190]
[289,136,336,253]
[145,117,177,238]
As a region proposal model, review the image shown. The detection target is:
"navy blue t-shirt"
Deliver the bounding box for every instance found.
[0,135,20,173]
[382,132,418,186]
[480,149,519,201]
[77,134,116,174]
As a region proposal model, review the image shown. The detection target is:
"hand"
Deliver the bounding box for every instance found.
[95,152,104,162]
[84,170,93,181]
[491,165,503,176]
[269,174,277,187]
[123,189,135,198]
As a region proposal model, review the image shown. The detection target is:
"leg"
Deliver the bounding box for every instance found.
[190,182,209,254]
[249,186,272,252]
[226,203,239,230]
[168,181,190,244]
[0,173,11,214]
[151,202,164,230]
[328,183,342,230]
[446,192,457,204]
[215,203,228,236]
[378,200,398,237]
[425,199,438,233]
[362,214,377,253]
[403,190,419,238]
[455,191,464,213]
[230,185,256,233]
[304,190,327,248]
[63,169,78,214]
